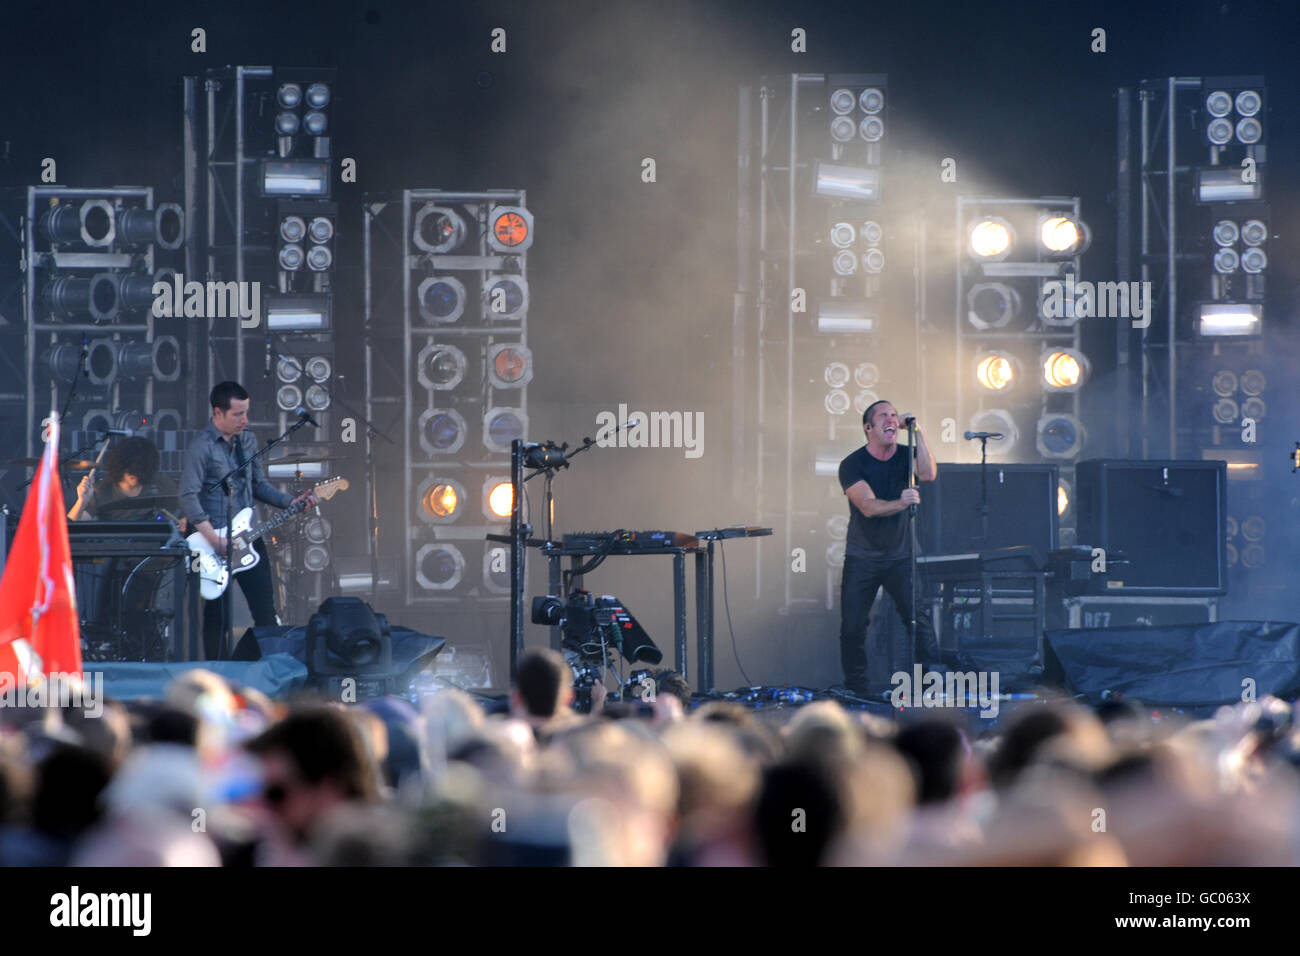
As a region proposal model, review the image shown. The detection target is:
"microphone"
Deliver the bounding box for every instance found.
[295,407,320,429]
[622,417,640,429]
[964,430,1004,440]
[903,415,916,426]
[101,428,134,437]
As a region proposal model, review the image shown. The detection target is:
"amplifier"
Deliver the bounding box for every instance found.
[1075,459,1227,595]
[919,463,1059,556]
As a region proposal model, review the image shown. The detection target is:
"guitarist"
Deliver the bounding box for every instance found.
[179,381,318,659]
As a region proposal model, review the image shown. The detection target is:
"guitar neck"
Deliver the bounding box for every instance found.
[246,496,312,543]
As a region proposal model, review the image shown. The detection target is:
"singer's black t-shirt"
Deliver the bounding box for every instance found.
[838,445,912,560]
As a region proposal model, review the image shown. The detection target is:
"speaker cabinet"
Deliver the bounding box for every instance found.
[1075,459,1227,595]
[919,463,1059,557]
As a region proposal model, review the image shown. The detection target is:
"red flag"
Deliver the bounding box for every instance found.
[0,414,82,683]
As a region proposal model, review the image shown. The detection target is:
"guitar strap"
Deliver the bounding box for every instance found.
[233,433,251,505]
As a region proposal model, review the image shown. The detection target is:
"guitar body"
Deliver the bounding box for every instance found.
[182,478,349,601]
[186,507,259,600]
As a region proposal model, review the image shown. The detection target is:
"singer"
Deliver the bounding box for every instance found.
[837,399,941,697]
[178,381,317,659]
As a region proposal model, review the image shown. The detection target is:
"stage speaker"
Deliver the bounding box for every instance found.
[1075,459,1226,595]
[919,463,1058,557]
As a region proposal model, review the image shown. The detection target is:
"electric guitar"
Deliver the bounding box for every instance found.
[187,477,349,600]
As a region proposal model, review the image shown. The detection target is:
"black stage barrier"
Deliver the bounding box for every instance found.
[1043,620,1300,709]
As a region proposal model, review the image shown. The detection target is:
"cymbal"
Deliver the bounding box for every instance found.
[66,460,98,471]
[270,453,350,464]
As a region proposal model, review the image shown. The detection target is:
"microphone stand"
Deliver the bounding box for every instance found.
[974,433,991,550]
[906,418,920,659]
[206,415,314,658]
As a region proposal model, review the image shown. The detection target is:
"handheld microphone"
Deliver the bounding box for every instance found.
[903,415,916,426]
[964,430,1004,440]
[295,407,320,429]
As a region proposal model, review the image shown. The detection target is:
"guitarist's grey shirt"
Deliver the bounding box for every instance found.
[178,423,294,529]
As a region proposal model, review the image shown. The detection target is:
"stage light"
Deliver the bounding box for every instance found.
[418,477,464,523]
[304,356,332,382]
[277,83,302,108]
[1240,247,1267,274]
[413,205,466,254]
[816,299,876,334]
[1236,117,1262,144]
[484,275,528,318]
[1036,413,1086,459]
[854,362,878,389]
[280,216,306,243]
[1241,396,1265,419]
[40,199,115,247]
[45,343,82,383]
[1057,479,1071,517]
[275,112,300,135]
[484,478,514,520]
[859,87,884,114]
[305,515,332,544]
[419,408,467,455]
[825,390,851,415]
[1198,303,1261,337]
[832,249,858,276]
[814,447,843,477]
[306,244,333,271]
[151,408,183,432]
[277,356,303,382]
[117,203,184,250]
[830,116,856,143]
[1206,117,1234,145]
[487,206,534,253]
[854,391,877,415]
[830,222,856,248]
[1226,542,1238,567]
[968,217,1014,260]
[303,111,328,136]
[417,276,466,323]
[975,352,1018,391]
[824,361,851,388]
[1197,167,1262,203]
[1235,90,1261,116]
[1241,515,1266,541]
[279,243,305,271]
[417,343,467,391]
[87,339,118,386]
[304,545,330,572]
[966,281,1021,330]
[41,276,100,319]
[859,116,884,143]
[1211,368,1237,396]
[826,515,848,540]
[1213,220,1239,246]
[1042,349,1090,391]
[1205,90,1233,117]
[826,542,845,569]
[82,409,113,434]
[487,344,533,388]
[1213,248,1239,273]
[1241,544,1265,569]
[266,293,331,331]
[813,161,880,202]
[829,88,856,114]
[262,160,329,197]
[119,272,164,312]
[277,385,303,411]
[415,543,465,591]
[483,407,527,453]
[1240,219,1267,245]
[483,548,512,594]
[860,221,883,245]
[308,216,334,243]
[117,340,155,380]
[1227,516,1239,538]
[87,273,120,321]
[304,384,330,411]
[1213,398,1239,424]
[1039,214,1091,256]
[968,409,1018,456]
[862,248,885,273]
[1240,369,1265,395]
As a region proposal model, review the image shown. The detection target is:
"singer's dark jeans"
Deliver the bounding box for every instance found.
[839,553,940,686]
[203,539,277,659]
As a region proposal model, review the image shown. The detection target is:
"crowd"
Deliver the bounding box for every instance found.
[1,648,1299,866]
